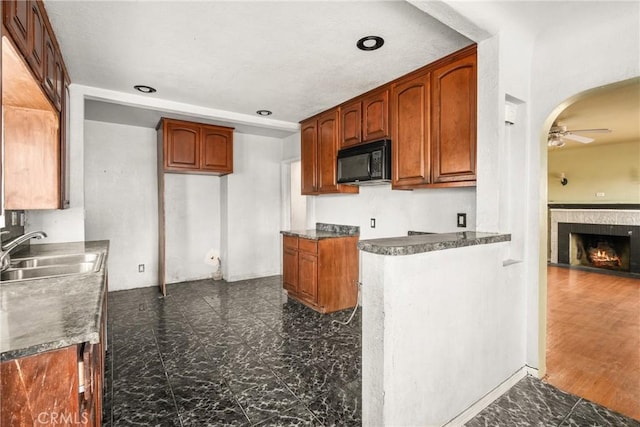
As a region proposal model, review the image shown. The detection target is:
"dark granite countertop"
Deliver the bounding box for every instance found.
[281,222,359,240]
[358,232,510,256]
[0,240,109,361]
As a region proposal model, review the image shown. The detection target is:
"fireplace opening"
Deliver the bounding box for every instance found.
[570,233,631,272]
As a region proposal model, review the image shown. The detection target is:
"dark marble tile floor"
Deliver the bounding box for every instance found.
[103,276,638,427]
[466,375,640,427]
[103,276,361,426]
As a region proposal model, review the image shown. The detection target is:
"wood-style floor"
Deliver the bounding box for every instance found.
[545,266,640,420]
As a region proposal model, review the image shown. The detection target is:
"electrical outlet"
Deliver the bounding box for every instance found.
[457,213,467,228]
[138,264,145,273]
[370,218,376,228]
[596,192,605,197]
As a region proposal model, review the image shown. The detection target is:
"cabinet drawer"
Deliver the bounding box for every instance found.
[283,235,298,250]
[298,238,318,254]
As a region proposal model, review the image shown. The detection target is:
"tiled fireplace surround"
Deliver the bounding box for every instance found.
[550,208,640,273]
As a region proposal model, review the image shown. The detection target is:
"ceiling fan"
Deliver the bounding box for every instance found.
[548,124,612,147]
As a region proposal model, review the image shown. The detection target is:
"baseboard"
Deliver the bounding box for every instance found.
[443,366,529,427]
[525,365,539,377]
[224,272,281,282]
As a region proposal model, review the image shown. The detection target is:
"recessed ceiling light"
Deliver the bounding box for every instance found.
[357,36,384,51]
[134,85,156,94]
[256,110,272,116]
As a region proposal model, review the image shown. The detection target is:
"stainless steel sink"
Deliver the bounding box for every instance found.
[11,253,102,268]
[1,252,104,283]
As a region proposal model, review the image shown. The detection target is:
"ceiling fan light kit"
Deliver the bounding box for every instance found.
[547,124,611,147]
[548,135,565,147]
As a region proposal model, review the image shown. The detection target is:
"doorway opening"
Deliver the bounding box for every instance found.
[544,78,640,420]
[290,160,306,230]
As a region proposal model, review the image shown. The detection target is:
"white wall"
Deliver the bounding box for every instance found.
[548,141,640,204]
[289,161,306,230]
[527,2,640,371]
[221,133,283,281]
[164,173,221,283]
[313,186,476,240]
[84,120,158,291]
[417,0,640,376]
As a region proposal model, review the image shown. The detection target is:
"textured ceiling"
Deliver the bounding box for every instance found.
[43,0,638,142]
[43,0,472,126]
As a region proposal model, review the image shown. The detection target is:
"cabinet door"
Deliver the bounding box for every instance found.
[4,0,29,57]
[165,121,200,170]
[43,30,57,106]
[300,119,317,195]
[54,56,64,111]
[201,126,233,174]
[362,88,389,142]
[4,107,60,210]
[391,71,431,188]
[298,251,318,303]
[340,100,362,148]
[283,246,299,293]
[28,0,45,80]
[317,109,340,193]
[0,347,81,426]
[432,53,477,183]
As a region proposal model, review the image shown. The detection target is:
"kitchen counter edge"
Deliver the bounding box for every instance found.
[358,232,511,256]
[280,229,359,240]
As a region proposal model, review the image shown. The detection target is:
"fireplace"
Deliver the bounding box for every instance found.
[570,233,630,272]
[557,222,640,274]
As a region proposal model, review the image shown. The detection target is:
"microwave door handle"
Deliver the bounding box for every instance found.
[367,153,372,177]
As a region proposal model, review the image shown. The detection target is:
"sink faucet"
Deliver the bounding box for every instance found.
[0,231,47,272]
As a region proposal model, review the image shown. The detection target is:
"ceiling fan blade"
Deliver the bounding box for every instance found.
[564,133,594,143]
[568,128,611,133]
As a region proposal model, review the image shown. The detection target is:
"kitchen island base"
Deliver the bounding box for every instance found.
[360,235,524,426]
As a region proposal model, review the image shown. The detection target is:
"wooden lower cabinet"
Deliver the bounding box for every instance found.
[282,235,358,313]
[282,235,299,293]
[0,285,107,426]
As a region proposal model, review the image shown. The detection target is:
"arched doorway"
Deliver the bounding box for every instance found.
[542,78,640,420]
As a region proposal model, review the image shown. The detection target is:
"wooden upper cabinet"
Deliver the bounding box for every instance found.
[3,0,68,112]
[300,119,318,195]
[317,109,340,193]
[160,118,234,175]
[362,88,389,142]
[43,27,65,111]
[201,126,233,174]
[301,110,358,195]
[28,0,45,81]
[166,121,200,170]
[301,44,476,192]
[43,30,58,106]
[4,0,29,55]
[391,71,431,188]
[339,87,389,149]
[431,52,477,184]
[340,100,362,148]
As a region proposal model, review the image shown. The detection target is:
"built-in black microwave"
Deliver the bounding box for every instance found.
[336,139,391,185]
